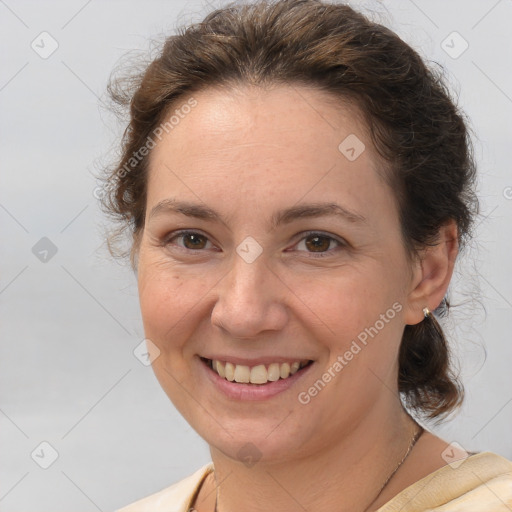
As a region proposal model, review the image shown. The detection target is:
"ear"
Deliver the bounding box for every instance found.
[402,219,459,326]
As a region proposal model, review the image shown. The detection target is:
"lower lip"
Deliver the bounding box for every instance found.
[199,357,315,401]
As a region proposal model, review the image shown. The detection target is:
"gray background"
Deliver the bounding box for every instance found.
[1,0,511,510]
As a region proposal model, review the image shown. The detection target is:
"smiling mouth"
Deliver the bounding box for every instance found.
[200,357,313,385]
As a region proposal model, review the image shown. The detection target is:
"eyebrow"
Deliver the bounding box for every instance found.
[148,198,366,228]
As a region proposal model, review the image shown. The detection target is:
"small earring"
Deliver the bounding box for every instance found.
[422,307,430,318]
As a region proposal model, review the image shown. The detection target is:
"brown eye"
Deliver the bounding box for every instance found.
[304,235,332,252]
[166,231,212,251]
[182,233,208,249]
[293,232,344,256]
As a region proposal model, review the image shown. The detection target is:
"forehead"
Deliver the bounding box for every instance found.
[146,84,391,221]
[151,84,372,160]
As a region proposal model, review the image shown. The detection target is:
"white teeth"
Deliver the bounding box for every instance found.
[208,359,311,384]
[290,362,300,374]
[250,365,268,384]
[234,365,250,383]
[280,362,291,379]
[216,360,226,378]
[225,362,235,381]
[267,363,281,381]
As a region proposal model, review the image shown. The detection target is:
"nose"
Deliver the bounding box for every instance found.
[211,255,289,339]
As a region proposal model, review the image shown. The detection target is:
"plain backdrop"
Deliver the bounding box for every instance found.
[1,0,511,510]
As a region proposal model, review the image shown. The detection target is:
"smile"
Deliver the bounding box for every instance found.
[200,357,313,385]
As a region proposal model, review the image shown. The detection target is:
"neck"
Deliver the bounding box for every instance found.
[210,401,418,512]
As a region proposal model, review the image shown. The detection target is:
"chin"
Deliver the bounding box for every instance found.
[196,416,314,466]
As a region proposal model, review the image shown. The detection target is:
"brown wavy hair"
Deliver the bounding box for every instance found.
[97,0,478,421]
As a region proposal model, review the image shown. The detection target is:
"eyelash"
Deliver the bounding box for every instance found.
[163,230,346,258]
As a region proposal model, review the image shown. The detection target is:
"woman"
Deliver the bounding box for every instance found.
[99,1,512,510]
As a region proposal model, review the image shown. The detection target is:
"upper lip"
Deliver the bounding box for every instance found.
[200,355,313,366]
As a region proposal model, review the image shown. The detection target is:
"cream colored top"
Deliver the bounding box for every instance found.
[116,452,512,512]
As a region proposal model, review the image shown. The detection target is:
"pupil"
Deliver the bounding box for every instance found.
[185,234,206,249]
[306,235,329,252]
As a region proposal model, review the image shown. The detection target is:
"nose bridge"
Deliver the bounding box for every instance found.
[211,252,287,337]
[232,253,273,303]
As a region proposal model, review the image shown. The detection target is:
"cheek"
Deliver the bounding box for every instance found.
[287,262,406,375]
[140,272,179,323]
[286,267,391,333]
[138,263,202,351]
[138,268,203,394]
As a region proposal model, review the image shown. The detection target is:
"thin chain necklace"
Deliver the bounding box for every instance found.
[362,425,424,512]
[213,425,424,512]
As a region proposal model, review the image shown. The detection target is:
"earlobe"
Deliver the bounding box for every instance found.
[403,220,459,326]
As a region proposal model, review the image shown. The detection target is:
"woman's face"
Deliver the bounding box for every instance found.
[137,85,419,463]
